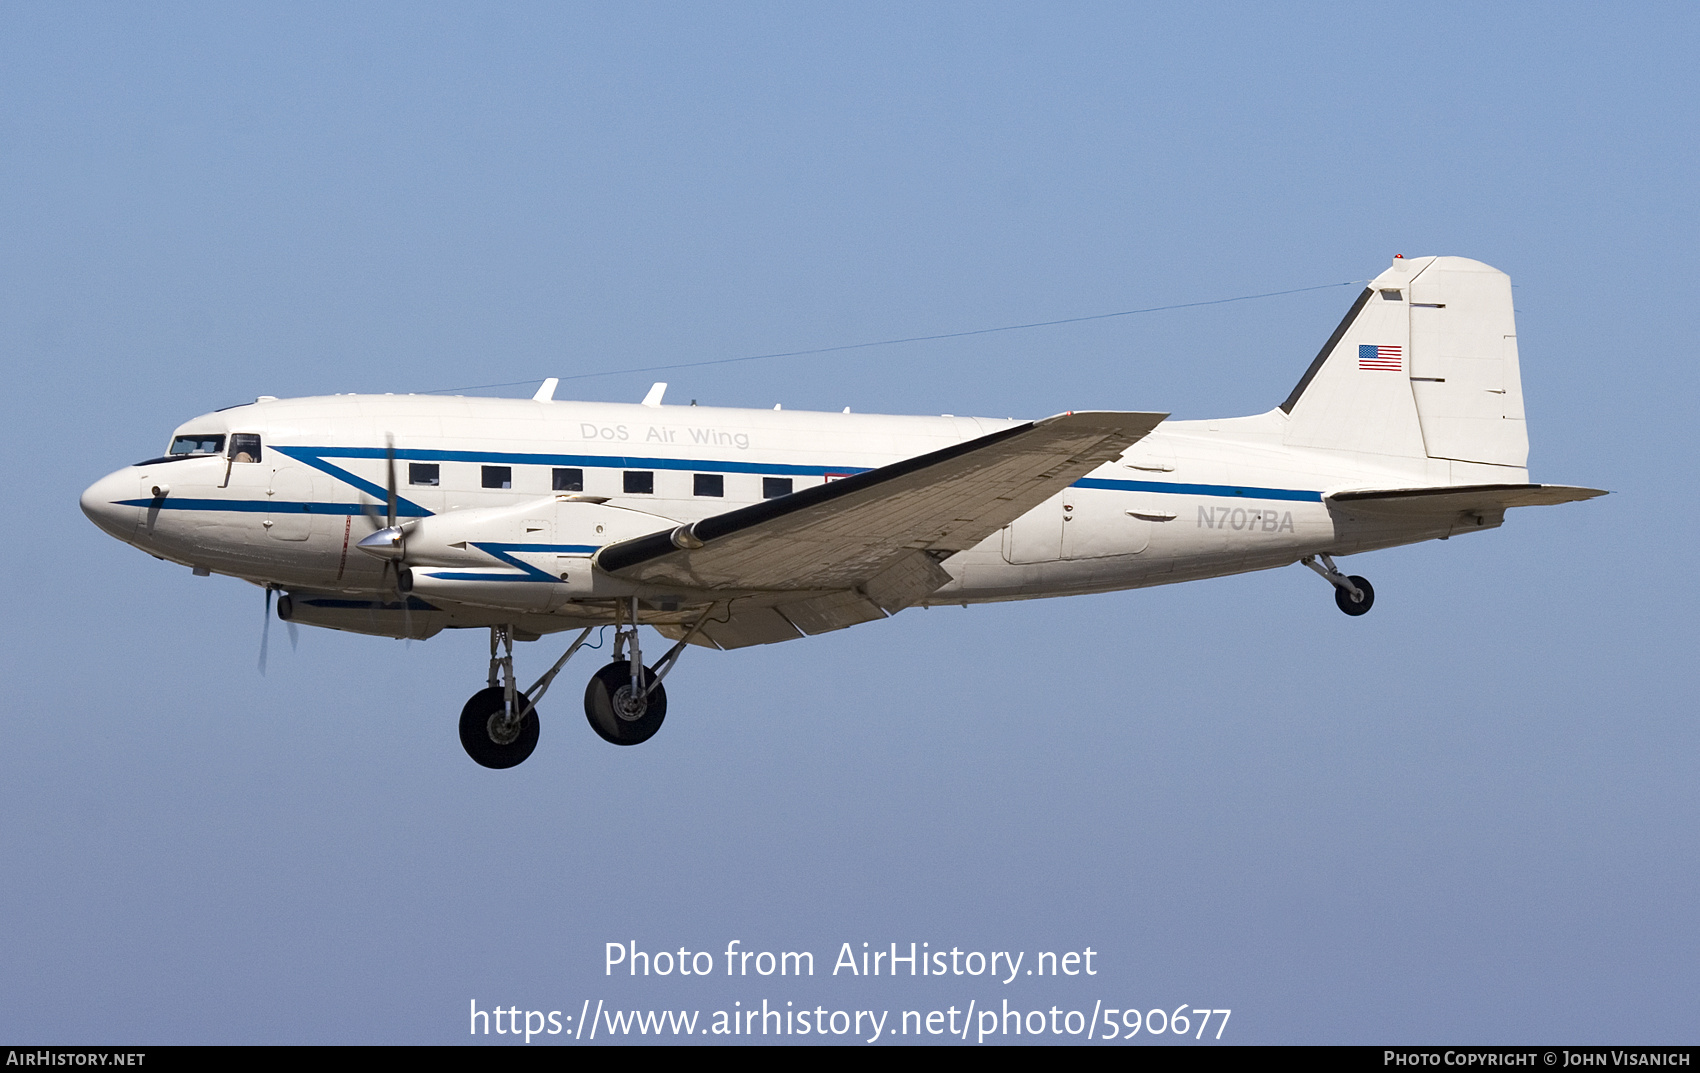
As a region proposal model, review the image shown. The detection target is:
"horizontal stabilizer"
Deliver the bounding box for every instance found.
[1327,483,1607,516]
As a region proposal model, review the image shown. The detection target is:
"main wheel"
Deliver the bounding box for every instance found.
[1335,575,1375,616]
[584,660,668,745]
[458,686,540,769]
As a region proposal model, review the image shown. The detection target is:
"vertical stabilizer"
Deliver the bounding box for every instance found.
[1282,256,1528,468]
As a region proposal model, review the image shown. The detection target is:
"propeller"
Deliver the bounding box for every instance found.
[357,434,407,581]
[386,433,398,531]
[358,433,399,532]
[258,585,303,675]
[353,434,415,638]
[259,587,273,674]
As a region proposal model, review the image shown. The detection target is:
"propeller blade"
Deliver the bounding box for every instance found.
[258,587,273,675]
[385,433,398,530]
[376,435,408,642]
[286,617,300,652]
[380,559,407,600]
[372,559,415,642]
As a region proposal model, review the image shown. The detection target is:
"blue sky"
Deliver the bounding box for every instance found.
[2,3,1694,1044]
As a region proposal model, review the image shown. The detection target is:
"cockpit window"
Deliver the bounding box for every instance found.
[228,433,262,463]
[169,434,225,456]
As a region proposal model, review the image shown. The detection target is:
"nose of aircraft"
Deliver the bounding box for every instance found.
[81,468,142,541]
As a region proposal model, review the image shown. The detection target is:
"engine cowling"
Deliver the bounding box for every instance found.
[370,495,678,614]
[276,590,445,640]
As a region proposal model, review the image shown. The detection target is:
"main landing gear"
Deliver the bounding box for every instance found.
[455,600,713,768]
[1301,553,1375,616]
[459,686,537,769]
[584,660,667,745]
[458,624,552,769]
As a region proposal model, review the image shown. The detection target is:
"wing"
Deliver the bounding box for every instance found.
[597,411,1167,647]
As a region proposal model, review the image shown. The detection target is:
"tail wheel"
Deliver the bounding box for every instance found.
[1335,575,1375,616]
[584,660,668,745]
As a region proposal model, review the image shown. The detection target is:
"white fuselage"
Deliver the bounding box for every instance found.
[80,392,1526,636]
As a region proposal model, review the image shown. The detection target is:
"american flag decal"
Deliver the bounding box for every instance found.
[1359,344,1402,371]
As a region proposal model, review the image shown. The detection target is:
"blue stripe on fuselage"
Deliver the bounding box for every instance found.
[284,444,865,478]
[273,446,432,516]
[116,498,379,514]
[118,447,1324,516]
[419,542,599,584]
[1073,477,1323,502]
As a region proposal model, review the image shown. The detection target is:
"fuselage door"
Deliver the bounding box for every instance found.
[1060,486,1151,559]
[1001,491,1065,564]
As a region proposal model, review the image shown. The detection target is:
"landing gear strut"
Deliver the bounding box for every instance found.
[459,625,538,768]
[1301,554,1375,616]
[458,623,597,768]
[455,602,715,766]
[582,598,712,746]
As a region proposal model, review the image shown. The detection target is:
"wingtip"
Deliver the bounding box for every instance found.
[1556,485,1611,500]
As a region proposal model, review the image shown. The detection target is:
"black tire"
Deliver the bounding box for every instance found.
[458,685,540,769]
[1335,575,1375,616]
[584,660,668,746]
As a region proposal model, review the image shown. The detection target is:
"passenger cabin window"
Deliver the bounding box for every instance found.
[763,477,793,499]
[228,433,262,463]
[410,463,440,486]
[623,471,653,495]
[482,465,512,490]
[552,468,583,492]
[169,434,225,457]
[693,473,724,497]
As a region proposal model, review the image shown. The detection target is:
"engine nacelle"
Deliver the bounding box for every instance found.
[277,590,445,640]
[377,495,679,614]
[401,566,581,614]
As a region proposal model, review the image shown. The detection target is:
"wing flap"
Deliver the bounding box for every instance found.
[700,605,802,650]
[860,548,956,612]
[652,592,889,649]
[774,589,889,636]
